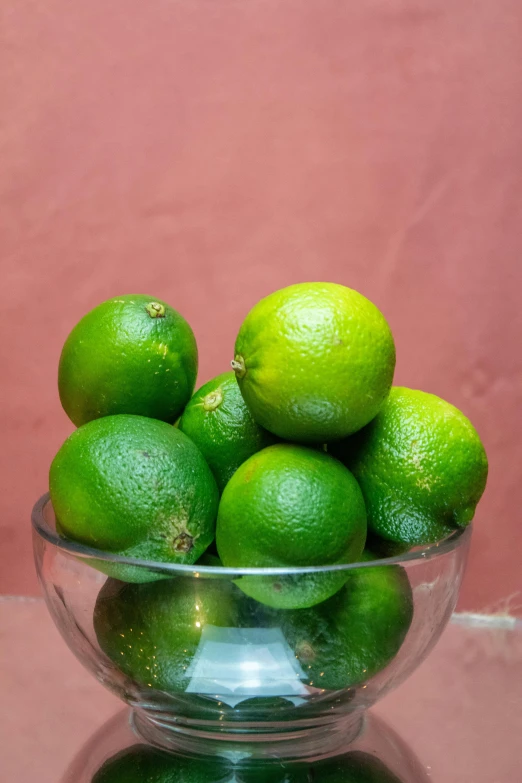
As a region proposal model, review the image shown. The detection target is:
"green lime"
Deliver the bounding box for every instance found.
[49,415,219,573]
[332,387,488,545]
[178,372,278,492]
[94,577,240,694]
[92,745,231,783]
[59,294,198,426]
[272,561,413,690]
[216,444,367,608]
[232,283,395,442]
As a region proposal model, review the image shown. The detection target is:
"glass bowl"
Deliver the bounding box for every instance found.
[61,708,431,783]
[32,493,470,760]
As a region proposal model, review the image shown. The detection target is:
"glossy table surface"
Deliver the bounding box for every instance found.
[1,596,521,782]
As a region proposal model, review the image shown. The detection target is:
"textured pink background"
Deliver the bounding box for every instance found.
[2,0,521,611]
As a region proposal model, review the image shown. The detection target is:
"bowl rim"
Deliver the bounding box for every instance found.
[32,492,471,577]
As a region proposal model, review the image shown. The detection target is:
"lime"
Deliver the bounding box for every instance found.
[94,577,240,694]
[216,444,367,608]
[59,294,198,426]
[332,387,488,545]
[92,745,230,783]
[49,415,219,573]
[178,372,277,492]
[272,561,413,690]
[232,283,395,442]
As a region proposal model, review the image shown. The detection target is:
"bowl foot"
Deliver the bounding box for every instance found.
[130,708,365,761]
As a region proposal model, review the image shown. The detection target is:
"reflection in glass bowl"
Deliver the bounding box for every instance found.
[33,493,469,759]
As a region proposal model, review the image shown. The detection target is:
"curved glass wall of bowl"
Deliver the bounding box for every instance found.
[61,708,431,783]
[32,493,470,759]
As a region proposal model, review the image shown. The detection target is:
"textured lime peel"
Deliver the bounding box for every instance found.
[232,283,396,442]
[58,294,197,426]
[178,372,277,492]
[332,386,488,545]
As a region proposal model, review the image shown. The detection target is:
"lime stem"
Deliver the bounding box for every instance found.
[173,531,194,553]
[231,355,246,379]
[203,388,223,411]
[146,302,165,318]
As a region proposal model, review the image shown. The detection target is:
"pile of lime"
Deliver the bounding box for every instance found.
[49,284,488,695]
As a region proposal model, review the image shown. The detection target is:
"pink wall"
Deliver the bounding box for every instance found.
[2,0,521,612]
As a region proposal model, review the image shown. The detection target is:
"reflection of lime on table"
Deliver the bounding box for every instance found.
[92,745,403,783]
